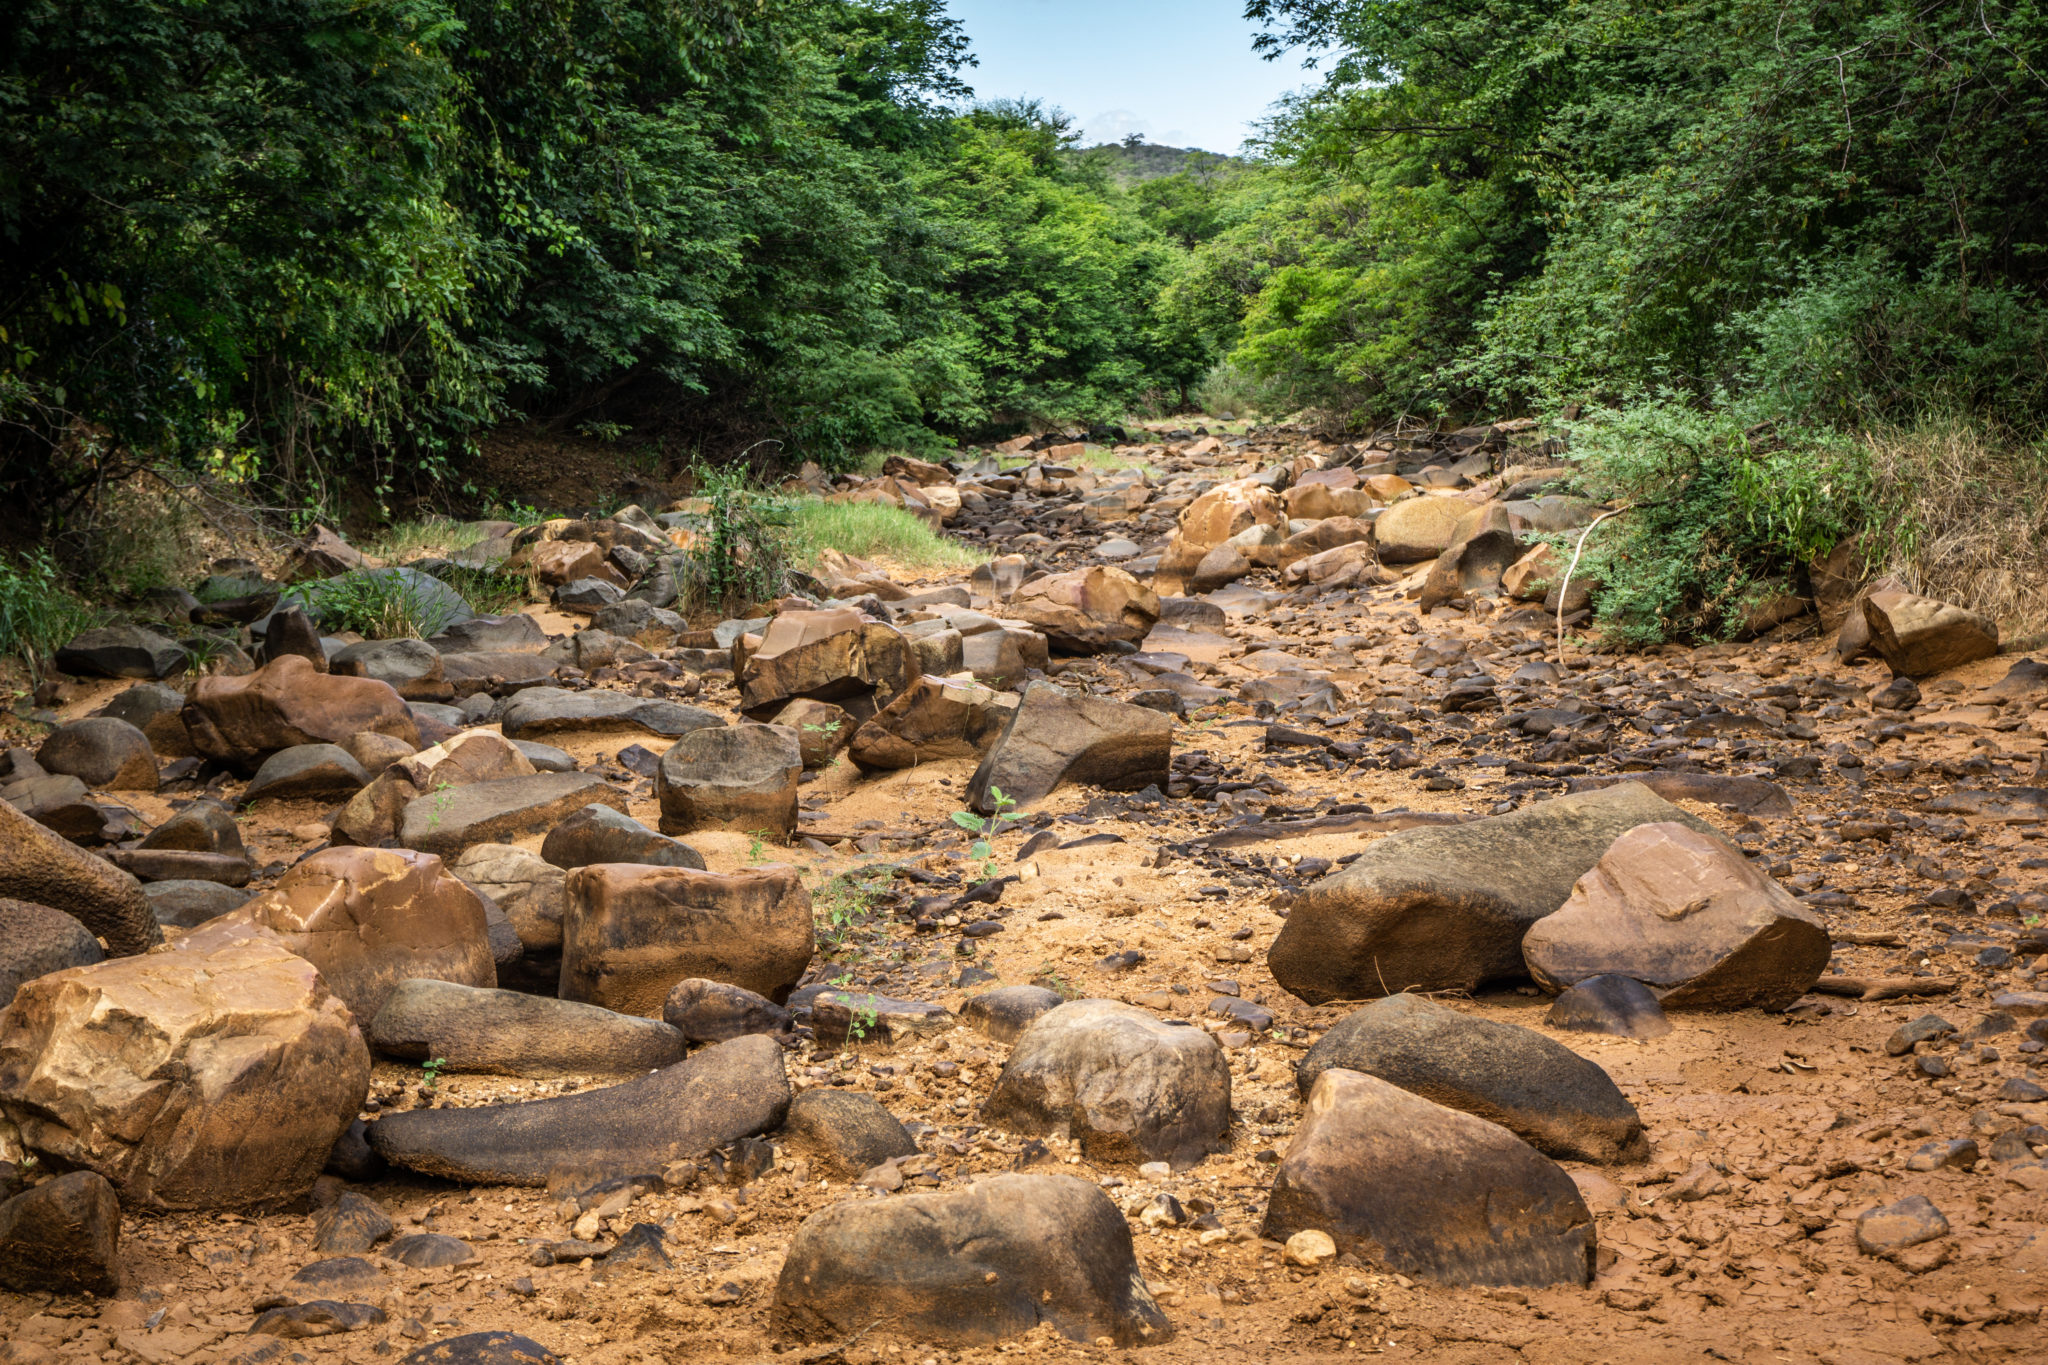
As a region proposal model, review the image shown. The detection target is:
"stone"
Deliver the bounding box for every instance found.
[144,879,251,928]
[1502,543,1565,601]
[242,744,370,805]
[0,1170,121,1294]
[810,991,952,1051]
[290,1256,387,1296]
[1284,1229,1338,1268]
[330,638,451,701]
[499,687,723,740]
[959,626,1050,686]
[384,1232,478,1268]
[983,999,1230,1170]
[142,804,246,859]
[332,730,537,846]
[451,845,566,954]
[970,554,1033,602]
[1269,783,1719,1004]
[343,730,419,777]
[1281,540,1391,589]
[1007,567,1161,654]
[289,525,366,578]
[774,1174,1170,1348]
[0,798,160,955]
[184,656,418,771]
[103,848,251,886]
[1263,1069,1595,1287]
[367,1034,789,1185]
[735,610,916,721]
[1544,975,1673,1039]
[1855,1194,1949,1257]
[212,848,496,1023]
[960,985,1065,1044]
[662,978,795,1045]
[37,718,158,791]
[397,1332,562,1365]
[780,1090,919,1177]
[1522,821,1831,1011]
[1155,480,1284,595]
[1419,503,1521,611]
[1862,591,1999,677]
[654,723,802,841]
[1296,995,1645,1163]
[1188,541,1252,592]
[1372,495,1472,563]
[313,1191,395,1254]
[0,931,369,1209]
[399,772,629,857]
[588,598,684,643]
[561,864,813,1014]
[964,682,1172,814]
[258,605,328,670]
[848,675,1018,771]
[249,1300,387,1338]
[540,804,705,871]
[96,682,194,758]
[1276,517,1373,570]
[554,576,625,612]
[771,698,855,769]
[54,625,188,680]
[369,978,684,1077]
[0,898,103,1012]
[1885,1013,1958,1056]
[426,613,550,655]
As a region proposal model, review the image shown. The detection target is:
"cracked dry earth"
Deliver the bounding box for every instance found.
[6,424,2048,1365]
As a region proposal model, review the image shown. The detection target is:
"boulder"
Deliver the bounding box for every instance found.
[960,985,1065,1044]
[210,848,496,1024]
[561,864,813,1014]
[771,698,855,769]
[1268,783,1719,1004]
[451,845,566,954]
[368,1034,789,1185]
[0,798,159,955]
[1856,1194,1949,1258]
[1521,821,1831,1011]
[368,979,684,1077]
[0,930,369,1209]
[95,682,194,759]
[140,801,245,857]
[1295,995,1645,1163]
[258,605,328,670]
[398,1332,562,1365]
[1862,591,2000,677]
[54,625,188,681]
[982,999,1230,1170]
[1007,567,1161,654]
[399,772,629,857]
[959,626,1051,686]
[848,675,1018,771]
[37,718,158,791]
[1371,495,1471,563]
[654,723,802,841]
[1544,975,1673,1039]
[964,682,1171,814]
[183,656,418,771]
[344,731,419,777]
[331,638,451,701]
[1155,480,1284,595]
[242,744,370,805]
[1502,543,1565,601]
[333,730,539,846]
[1276,517,1373,571]
[541,804,705,871]
[774,1174,1170,1348]
[779,1089,919,1177]
[426,613,551,655]
[0,898,103,1012]
[1262,1069,1595,1287]
[1281,541,1391,590]
[499,687,723,740]
[969,555,1032,603]
[0,1170,121,1295]
[144,879,251,928]
[102,847,251,886]
[289,525,366,578]
[735,610,915,721]
[1419,503,1521,611]
[663,977,795,1045]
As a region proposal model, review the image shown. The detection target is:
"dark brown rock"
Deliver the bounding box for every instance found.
[183,656,419,771]
[37,718,158,791]
[0,1170,121,1294]
[561,864,814,1014]
[368,978,684,1077]
[653,723,802,841]
[964,682,1171,814]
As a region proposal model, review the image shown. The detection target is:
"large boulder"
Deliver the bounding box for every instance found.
[560,864,813,1014]
[0,930,369,1209]
[367,1034,789,1185]
[0,799,159,955]
[208,848,496,1023]
[1296,995,1645,1163]
[779,1089,919,1177]
[498,687,722,740]
[1419,503,1521,611]
[95,682,194,759]
[0,898,103,1012]
[1861,590,2000,677]
[1006,567,1161,654]
[1372,495,1472,563]
[37,718,158,791]
[183,656,419,771]
[1154,480,1284,595]
[774,1174,1171,1348]
[399,772,629,857]
[0,1170,121,1295]
[654,723,803,841]
[982,999,1230,1170]
[368,979,684,1077]
[1268,783,1719,1003]
[847,675,1018,771]
[451,844,565,954]
[540,804,705,870]
[54,625,187,681]
[735,610,917,722]
[1261,1069,1596,1287]
[964,682,1171,814]
[330,638,452,701]
[1521,821,1831,1010]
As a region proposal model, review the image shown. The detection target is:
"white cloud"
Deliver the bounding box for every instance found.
[1079,109,1200,149]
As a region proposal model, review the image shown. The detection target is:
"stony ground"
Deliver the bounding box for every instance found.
[4,423,2047,1365]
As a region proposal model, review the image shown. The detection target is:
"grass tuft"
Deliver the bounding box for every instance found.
[361,516,490,563]
[0,551,103,683]
[788,499,979,574]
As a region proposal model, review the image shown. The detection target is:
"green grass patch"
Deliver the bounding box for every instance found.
[361,516,490,563]
[787,499,979,573]
[0,551,104,683]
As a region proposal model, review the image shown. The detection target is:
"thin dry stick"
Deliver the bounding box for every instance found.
[1556,505,1632,667]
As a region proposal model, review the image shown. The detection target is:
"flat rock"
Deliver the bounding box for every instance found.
[848,675,1017,771]
[1262,1068,1595,1287]
[499,687,723,740]
[653,723,802,841]
[1295,994,1645,1163]
[810,991,953,1050]
[369,978,684,1077]
[965,682,1171,814]
[1007,566,1160,653]
[330,638,451,701]
[780,1089,919,1177]
[561,865,813,1014]
[55,625,188,680]
[384,1232,478,1268]
[1563,771,1794,817]
[184,656,418,772]
[1545,975,1673,1038]
[399,771,629,857]
[144,879,251,928]
[1863,591,1999,676]
[960,985,1065,1044]
[540,804,704,871]
[367,1034,789,1185]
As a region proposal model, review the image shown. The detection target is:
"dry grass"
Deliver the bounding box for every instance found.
[1867,419,2048,647]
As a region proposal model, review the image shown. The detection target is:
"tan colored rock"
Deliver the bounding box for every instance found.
[451,843,566,953]
[881,453,953,487]
[920,483,963,523]
[655,722,803,841]
[1282,541,1391,590]
[1502,544,1564,601]
[331,730,536,846]
[530,540,620,587]
[1363,473,1414,501]
[772,698,856,769]
[561,864,814,1014]
[210,847,495,1023]
[1522,822,1830,1011]
[1007,566,1160,654]
[1277,516,1372,570]
[1862,590,2000,677]
[0,931,369,1210]
[736,609,915,721]
[1374,495,1479,564]
[1154,480,1284,593]
[182,656,419,772]
[848,676,1019,771]
[1419,503,1521,611]
[1284,482,1374,521]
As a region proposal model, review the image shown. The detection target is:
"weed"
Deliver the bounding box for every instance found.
[1032,963,1079,1000]
[814,871,884,956]
[678,463,802,618]
[951,786,1023,879]
[0,551,103,683]
[361,515,488,563]
[420,1056,448,1090]
[747,829,769,864]
[434,564,533,618]
[292,569,467,640]
[177,631,235,675]
[802,720,842,736]
[826,973,881,1041]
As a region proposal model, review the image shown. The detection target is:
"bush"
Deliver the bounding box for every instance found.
[290,569,471,640]
[677,468,804,619]
[0,551,103,682]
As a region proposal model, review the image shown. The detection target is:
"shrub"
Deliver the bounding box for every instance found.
[291,569,470,640]
[0,551,103,682]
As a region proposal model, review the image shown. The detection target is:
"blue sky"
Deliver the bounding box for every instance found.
[942,1,1316,154]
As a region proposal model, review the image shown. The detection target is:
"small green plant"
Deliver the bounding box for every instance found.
[294,570,466,640]
[178,631,233,675]
[746,829,770,863]
[420,1056,448,1090]
[0,551,103,684]
[814,871,884,955]
[423,782,455,830]
[1033,963,1078,1000]
[828,974,880,1041]
[436,565,534,618]
[950,786,1023,879]
[802,720,842,736]
[679,462,802,617]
